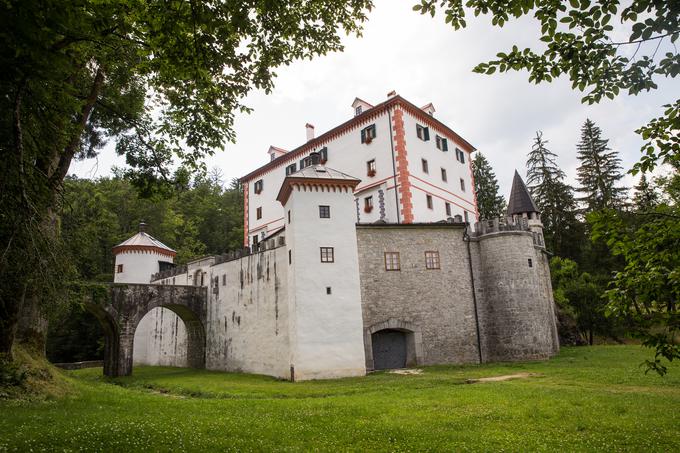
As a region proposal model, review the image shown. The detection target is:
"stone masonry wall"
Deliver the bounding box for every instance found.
[205,245,291,379]
[469,231,558,362]
[356,224,480,368]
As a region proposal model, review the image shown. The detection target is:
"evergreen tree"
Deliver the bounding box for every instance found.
[526,132,582,259]
[632,174,660,212]
[472,153,506,219]
[576,119,627,212]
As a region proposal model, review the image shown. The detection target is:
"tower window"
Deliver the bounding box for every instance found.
[326,286,332,295]
[288,210,291,224]
[256,207,262,220]
[436,135,448,151]
[289,249,292,265]
[364,196,373,213]
[367,159,376,176]
[117,264,123,273]
[422,159,429,174]
[254,179,263,194]
[425,251,440,270]
[320,247,335,263]
[528,258,533,268]
[416,124,430,141]
[441,168,447,182]
[426,194,433,209]
[460,178,466,192]
[361,124,377,143]
[384,252,401,271]
[445,202,451,216]
[319,205,331,218]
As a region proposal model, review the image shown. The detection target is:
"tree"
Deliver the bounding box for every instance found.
[526,131,582,259]
[576,119,627,212]
[0,0,373,359]
[472,152,506,219]
[414,0,679,372]
[632,174,660,212]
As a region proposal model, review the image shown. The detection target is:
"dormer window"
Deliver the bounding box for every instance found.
[355,106,362,116]
[300,156,312,169]
[254,179,263,194]
[416,124,430,141]
[285,163,297,175]
[436,135,448,151]
[361,124,377,144]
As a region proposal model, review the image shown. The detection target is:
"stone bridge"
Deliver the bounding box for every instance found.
[82,283,207,377]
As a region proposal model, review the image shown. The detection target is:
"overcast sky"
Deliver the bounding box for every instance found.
[70,0,679,197]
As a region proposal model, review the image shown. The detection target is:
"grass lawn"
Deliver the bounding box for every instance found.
[1,345,679,452]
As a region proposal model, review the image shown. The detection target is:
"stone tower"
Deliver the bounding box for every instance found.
[277,152,367,380]
[469,171,559,362]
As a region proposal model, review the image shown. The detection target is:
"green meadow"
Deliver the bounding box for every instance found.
[1,346,679,452]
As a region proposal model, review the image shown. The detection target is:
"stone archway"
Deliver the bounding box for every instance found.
[364,319,424,370]
[82,283,207,377]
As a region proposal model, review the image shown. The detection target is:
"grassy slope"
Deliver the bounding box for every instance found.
[0,346,678,452]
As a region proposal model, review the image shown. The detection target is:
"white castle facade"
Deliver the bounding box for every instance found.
[113,95,560,381]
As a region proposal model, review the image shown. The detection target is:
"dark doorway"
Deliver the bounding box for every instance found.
[371,329,407,370]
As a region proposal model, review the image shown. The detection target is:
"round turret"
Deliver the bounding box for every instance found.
[113,222,176,283]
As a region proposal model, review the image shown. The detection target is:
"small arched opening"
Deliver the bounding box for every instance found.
[193,269,204,286]
[364,319,423,371]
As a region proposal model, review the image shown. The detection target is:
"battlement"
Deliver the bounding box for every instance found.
[472,216,544,248]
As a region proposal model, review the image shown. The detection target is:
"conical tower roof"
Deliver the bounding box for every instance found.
[507,170,539,216]
[112,223,176,258]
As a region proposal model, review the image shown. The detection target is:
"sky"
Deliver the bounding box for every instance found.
[69,0,679,197]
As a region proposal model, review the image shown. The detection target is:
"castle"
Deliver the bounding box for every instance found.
[112,94,559,381]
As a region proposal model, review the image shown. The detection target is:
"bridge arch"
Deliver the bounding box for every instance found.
[82,283,207,377]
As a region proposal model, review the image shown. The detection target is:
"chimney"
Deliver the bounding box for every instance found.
[305,123,315,142]
[139,221,147,233]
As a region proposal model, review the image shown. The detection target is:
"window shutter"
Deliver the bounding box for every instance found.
[460,151,465,163]
[443,138,448,151]
[371,124,376,138]
[361,128,366,143]
[424,127,430,141]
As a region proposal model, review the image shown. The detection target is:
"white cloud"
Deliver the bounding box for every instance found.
[70,0,680,198]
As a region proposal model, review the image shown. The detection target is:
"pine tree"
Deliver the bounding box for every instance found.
[526,131,582,259]
[472,153,506,219]
[632,174,659,212]
[576,119,627,212]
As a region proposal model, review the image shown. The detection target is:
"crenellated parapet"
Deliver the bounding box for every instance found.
[472,216,545,248]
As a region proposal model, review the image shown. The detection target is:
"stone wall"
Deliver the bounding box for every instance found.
[469,230,558,362]
[356,224,480,369]
[205,245,291,379]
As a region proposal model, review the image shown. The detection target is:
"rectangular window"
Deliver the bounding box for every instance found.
[426,194,433,209]
[256,207,262,220]
[252,235,259,247]
[355,106,362,116]
[361,124,377,143]
[320,247,335,263]
[285,163,297,175]
[366,159,376,176]
[319,205,330,218]
[289,249,292,265]
[117,264,123,273]
[300,156,312,169]
[384,252,401,271]
[528,258,533,268]
[422,158,429,174]
[364,196,373,213]
[222,274,226,286]
[460,178,465,192]
[455,148,466,164]
[445,202,451,216]
[326,286,332,295]
[319,147,328,163]
[436,135,448,151]
[254,179,263,194]
[416,124,430,141]
[425,251,441,270]
[288,210,291,224]
[441,168,447,182]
